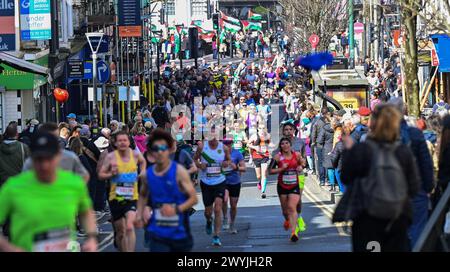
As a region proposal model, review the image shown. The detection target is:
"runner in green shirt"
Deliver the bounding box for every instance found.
[0,132,97,252]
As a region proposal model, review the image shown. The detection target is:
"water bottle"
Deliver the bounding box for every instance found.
[444,211,450,235]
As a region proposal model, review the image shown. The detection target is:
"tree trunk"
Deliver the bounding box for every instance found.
[401,3,420,117]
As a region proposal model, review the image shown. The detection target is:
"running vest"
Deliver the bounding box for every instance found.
[277,152,299,189]
[252,134,270,159]
[146,162,190,240]
[199,141,226,185]
[109,150,139,201]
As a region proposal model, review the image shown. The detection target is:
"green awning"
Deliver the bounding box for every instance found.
[0,55,48,90]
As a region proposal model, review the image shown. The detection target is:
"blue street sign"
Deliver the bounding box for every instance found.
[83,60,110,83]
[85,36,109,58]
[97,61,110,83]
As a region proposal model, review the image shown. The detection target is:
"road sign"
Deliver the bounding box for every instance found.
[83,60,110,83]
[354,22,364,34]
[84,36,109,57]
[67,60,84,79]
[309,34,319,49]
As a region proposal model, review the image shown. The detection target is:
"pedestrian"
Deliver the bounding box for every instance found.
[317,113,334,189]
[334,104,420,252]
[388,98,435,248]
[0,123,30,187]
[310,107,329,185]
[436,115,450,199]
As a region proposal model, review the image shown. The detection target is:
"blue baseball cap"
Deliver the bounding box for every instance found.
[67,113,76,119]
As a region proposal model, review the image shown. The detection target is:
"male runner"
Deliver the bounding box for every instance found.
[98,131,146,252]
[194,127,231,246]
[0,132,97,252]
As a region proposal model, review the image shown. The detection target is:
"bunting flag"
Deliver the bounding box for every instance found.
[220,11,240,26]
[248,10,262,21]
[242,20,262,31]
[222,20,241,33]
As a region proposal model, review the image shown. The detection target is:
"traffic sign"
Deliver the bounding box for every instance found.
[83,60,110,83]
[354,22,364,34]
[97,61,110,83]
[309,34,320,49]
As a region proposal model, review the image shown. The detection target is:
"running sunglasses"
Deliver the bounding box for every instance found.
[150,144,169,153]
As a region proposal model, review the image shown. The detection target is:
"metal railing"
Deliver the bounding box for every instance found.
[413,183,450,252]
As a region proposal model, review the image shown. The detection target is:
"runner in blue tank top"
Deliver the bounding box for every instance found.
[134,129,198,252]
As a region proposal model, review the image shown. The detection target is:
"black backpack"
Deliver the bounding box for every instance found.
[361,140,408,220]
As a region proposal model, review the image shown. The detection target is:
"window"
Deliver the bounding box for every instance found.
[191,0,207,16]
[166,0,175,16]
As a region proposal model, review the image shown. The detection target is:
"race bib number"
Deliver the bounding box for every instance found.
[116,183,135,200]
[155,206,180,227]
[282,171,298,185]
[222,165,234,174]
[268,78,274,83]
[234,142,243,149]
[259,146,268,153]
[33,228,71,252]
[206,164,222,177]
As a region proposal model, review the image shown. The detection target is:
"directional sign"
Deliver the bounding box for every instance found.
[354,22,364,34]
[83,60,110,83]
[309,34,320,49]
[97,61,110,83]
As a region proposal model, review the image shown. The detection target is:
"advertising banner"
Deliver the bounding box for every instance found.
[20,0,52,40]
[0,0,15,51]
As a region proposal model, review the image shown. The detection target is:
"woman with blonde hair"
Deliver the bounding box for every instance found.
[334,104,420,252]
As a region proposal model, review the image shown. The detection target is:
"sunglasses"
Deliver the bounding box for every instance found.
[150,144,169,153]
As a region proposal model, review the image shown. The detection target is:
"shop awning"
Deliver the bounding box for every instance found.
[0,52,49,76]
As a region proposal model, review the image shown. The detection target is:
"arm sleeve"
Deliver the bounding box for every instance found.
[399,147,421,198]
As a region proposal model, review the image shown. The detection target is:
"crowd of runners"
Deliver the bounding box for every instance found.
[1,40,450,252]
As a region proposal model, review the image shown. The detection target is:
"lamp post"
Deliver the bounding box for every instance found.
[85,32,105,121]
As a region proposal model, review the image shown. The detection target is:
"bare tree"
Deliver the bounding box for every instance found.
[276,0,349,52]
[397,0,449,117]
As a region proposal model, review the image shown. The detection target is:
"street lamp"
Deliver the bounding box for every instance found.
[175,24,184,69]
[85,32,105,122]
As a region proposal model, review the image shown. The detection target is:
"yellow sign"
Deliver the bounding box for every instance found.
[337,98,359,109]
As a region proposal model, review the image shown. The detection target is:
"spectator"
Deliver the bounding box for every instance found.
[335,104,420,252]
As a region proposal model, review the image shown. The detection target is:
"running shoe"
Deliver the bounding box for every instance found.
[257,181,262,191]
[212,236,222,246]
[298,216,306,232]
[206,219,213,235]
[290,232,299,242]
[223,217,230,230]
[229,225,238,234]
[283,220,290,231]
[261,193,266,199]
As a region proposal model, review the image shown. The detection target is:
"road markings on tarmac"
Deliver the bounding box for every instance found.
[303,188,350,237]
